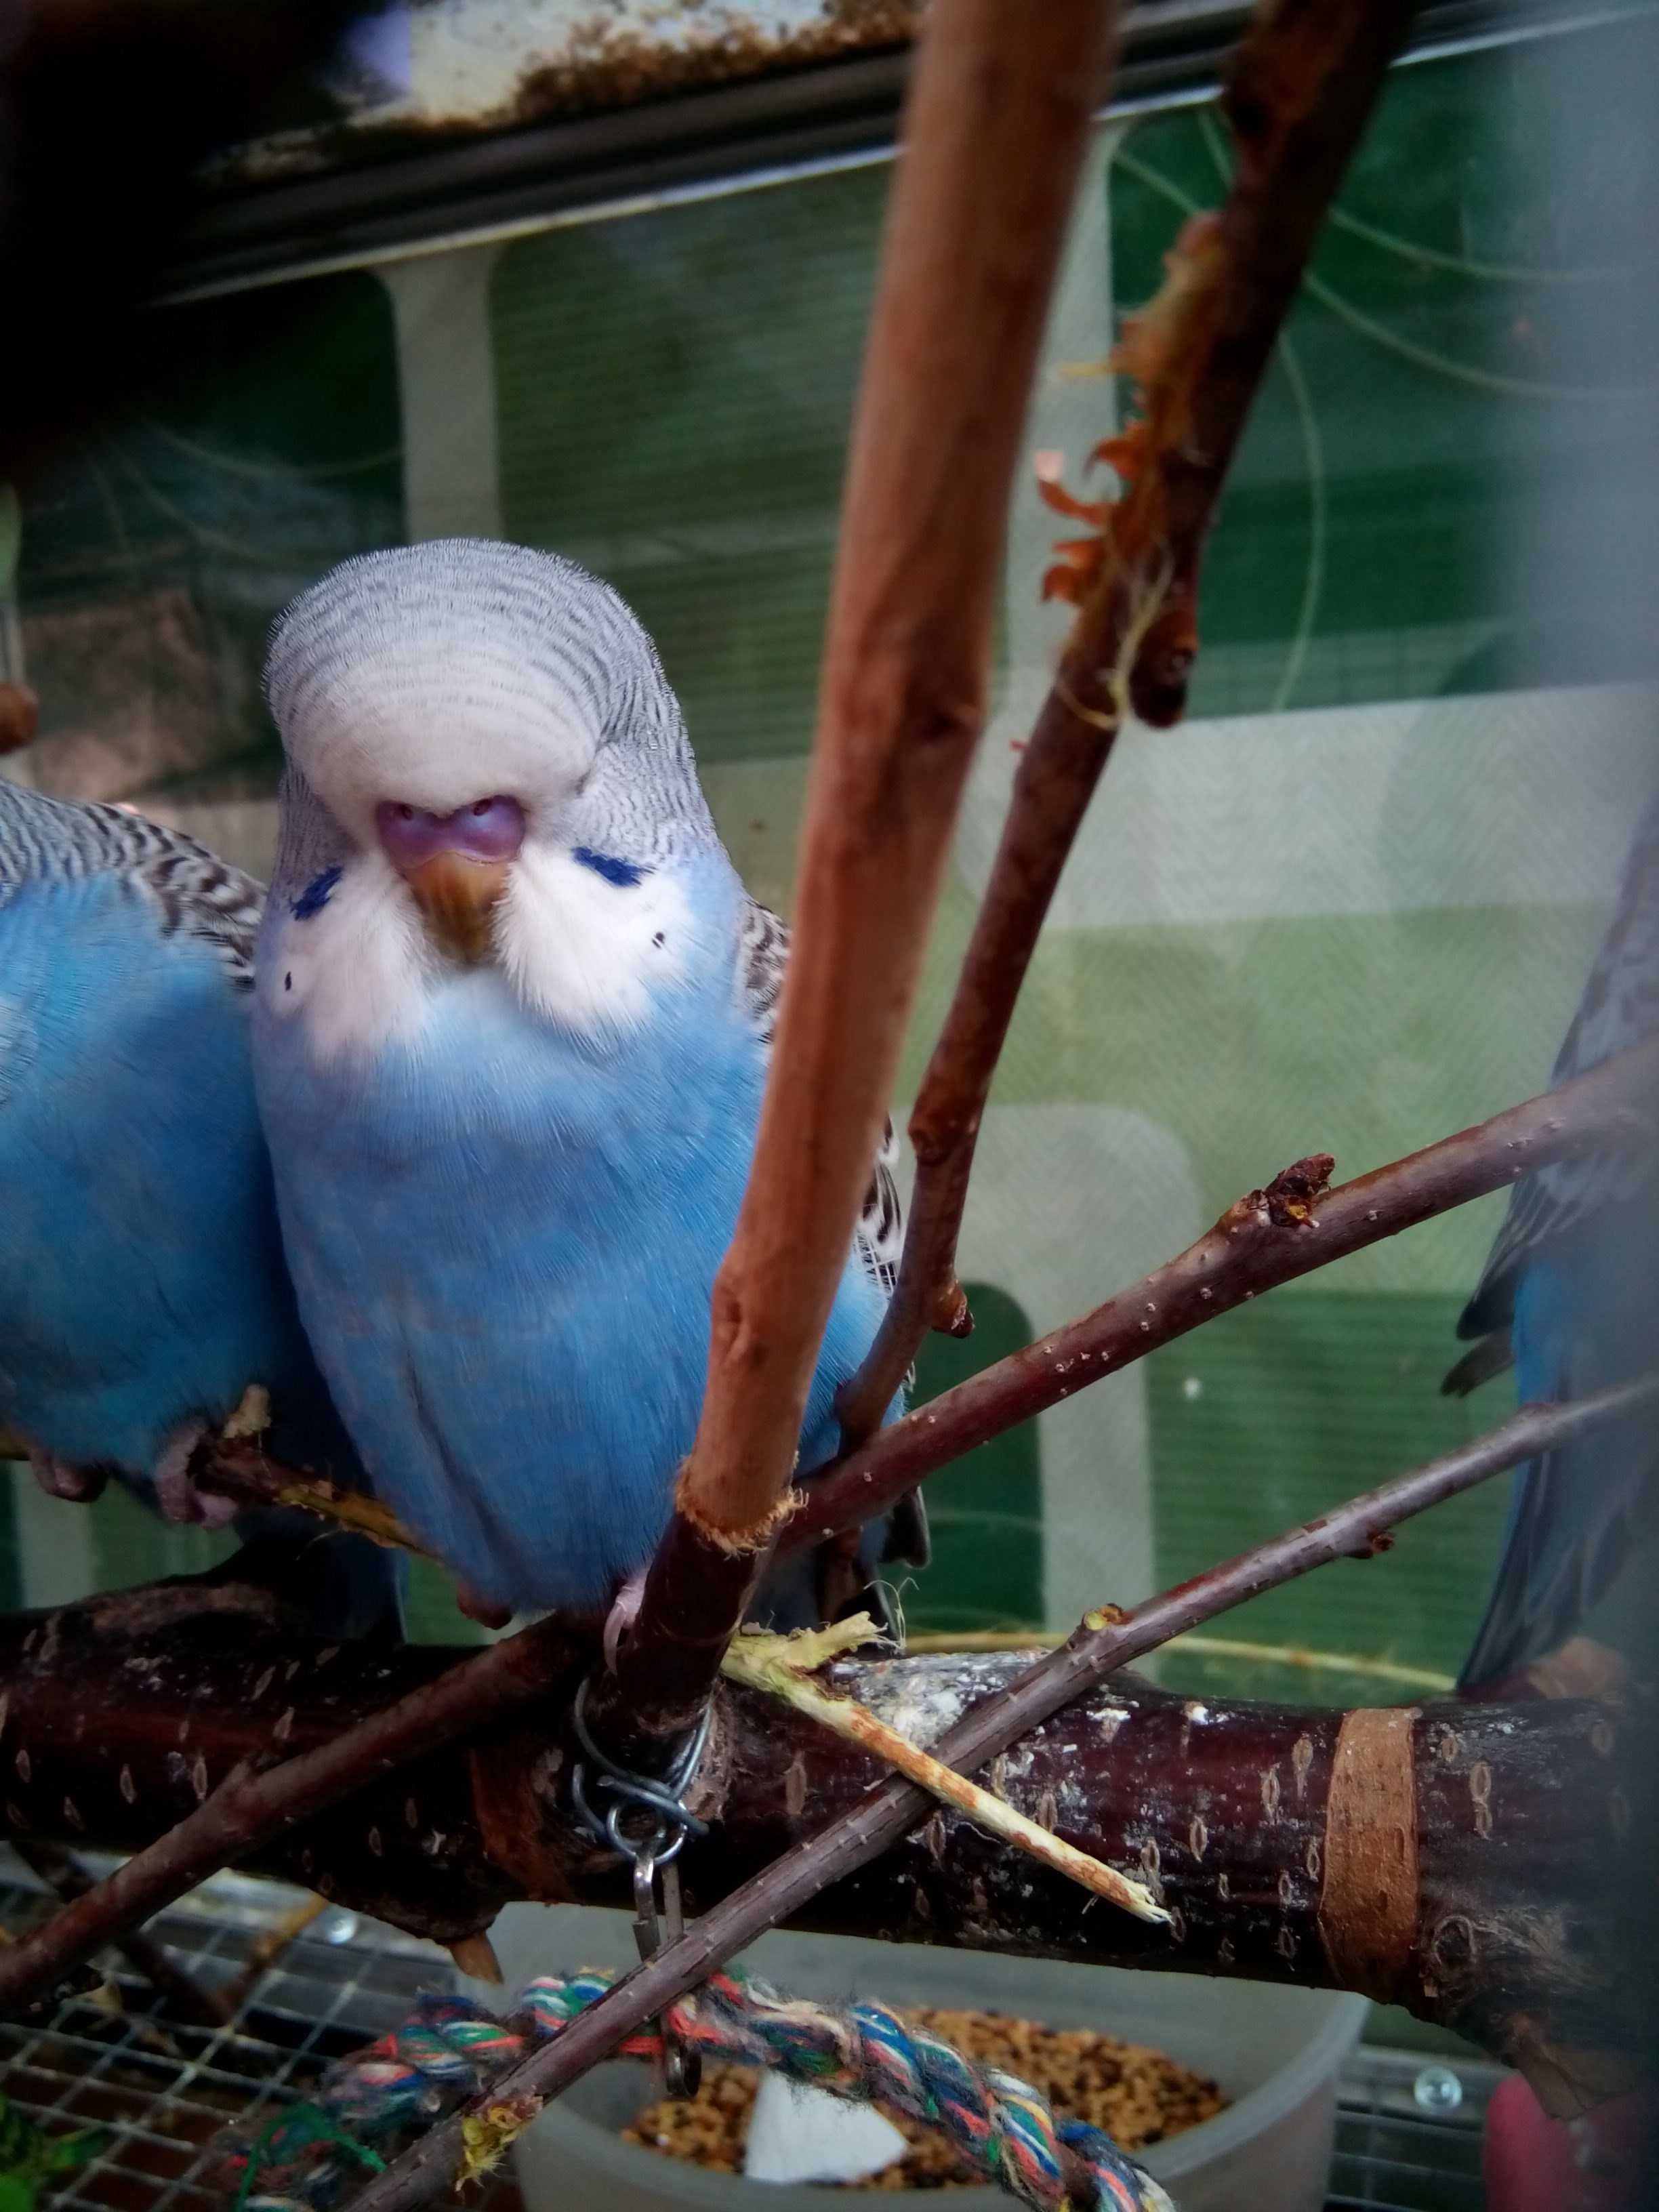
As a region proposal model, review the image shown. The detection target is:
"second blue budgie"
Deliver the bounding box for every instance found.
[0,775,403,1641]
[253,539,918,1633]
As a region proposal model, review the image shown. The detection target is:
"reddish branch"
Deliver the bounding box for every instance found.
[0,683,37,757]
[836,0,1425,1441]
[794,1038,1659,1552]
[605,0,1121,1748]
[178,1043,1656,1578]
[0,1609,1645,2102]
[340,1385,1649,2212]
[0,1607,581,2014]
[9,1838,234,2028]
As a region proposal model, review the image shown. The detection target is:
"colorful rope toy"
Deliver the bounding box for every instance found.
[226,1966,1177,2212]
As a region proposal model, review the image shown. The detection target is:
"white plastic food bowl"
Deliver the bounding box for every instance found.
[474,1904,1368,2212]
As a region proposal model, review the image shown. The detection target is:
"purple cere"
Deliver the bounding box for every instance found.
[375,795,526,871]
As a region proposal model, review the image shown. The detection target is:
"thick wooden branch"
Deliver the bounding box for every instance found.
[0,1601,582,2014]
[0,1570,1644,2111]
[794,1039,1659,1553]
[608,0,1121,1746]
[836,0,1425,1441]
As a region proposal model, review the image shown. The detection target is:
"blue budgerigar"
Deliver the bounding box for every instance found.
[0,776,403,1640]
[1448,786,1659,1687]
[253,539,919,1632]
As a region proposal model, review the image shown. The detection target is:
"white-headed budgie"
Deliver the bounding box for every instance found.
[0,775,403,1641]
[1448,784,1659,1687]
[253,539,922,1635]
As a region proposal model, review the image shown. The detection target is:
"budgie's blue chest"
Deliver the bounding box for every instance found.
[255,865,885,1613]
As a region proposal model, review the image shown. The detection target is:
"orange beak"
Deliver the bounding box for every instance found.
[401,850,510,964]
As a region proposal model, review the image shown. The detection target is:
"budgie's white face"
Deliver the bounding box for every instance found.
[264,541,720,1058]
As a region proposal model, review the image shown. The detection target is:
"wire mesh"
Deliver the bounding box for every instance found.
[0,1858,518,2212]
[1329,2045,1495,2212]
[0,1850,1496,2210]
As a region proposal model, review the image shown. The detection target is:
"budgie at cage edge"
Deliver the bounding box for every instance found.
[0,777,405,1641]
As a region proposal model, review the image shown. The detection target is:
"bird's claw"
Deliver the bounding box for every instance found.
[152,1421,239,1529]
[456,1581,513,1631]
[603,1569,649,1673]
[28,1450,108,1504]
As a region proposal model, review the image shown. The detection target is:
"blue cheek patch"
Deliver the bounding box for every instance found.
[292,866,344,920]
[573,846,648,889]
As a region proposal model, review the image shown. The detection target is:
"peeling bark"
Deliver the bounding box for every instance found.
[0,1590,1648,2106]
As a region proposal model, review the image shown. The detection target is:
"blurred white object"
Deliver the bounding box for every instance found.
[742,2074,906,2186]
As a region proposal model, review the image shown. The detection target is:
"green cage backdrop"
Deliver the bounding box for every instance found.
[4,17,1656,1696]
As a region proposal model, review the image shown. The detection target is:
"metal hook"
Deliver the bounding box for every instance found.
[631,1843,699,2096]
[567,1677,710,2099]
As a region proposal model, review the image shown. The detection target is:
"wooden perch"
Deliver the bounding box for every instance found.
[794,1038,1659,1553]
[836,0,1424,1441]
[605,0,1122,1749]
[0,1400,1647,2118]
[0,1605,582,2013]
[3,1660,1643,2106]
[4,1618,1637,2091]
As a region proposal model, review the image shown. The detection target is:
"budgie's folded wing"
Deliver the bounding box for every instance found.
[1453,793,1659,1683]
[1451,791,1659,1366]
[738,898,904,1295]
[1458,1393,1654,1689]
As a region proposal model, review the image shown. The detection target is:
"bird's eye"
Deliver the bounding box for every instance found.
[472,800,492,817]
[396,803,415,821]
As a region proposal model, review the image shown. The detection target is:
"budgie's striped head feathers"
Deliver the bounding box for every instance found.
[266,539,712,857]
[263,541,725,1047]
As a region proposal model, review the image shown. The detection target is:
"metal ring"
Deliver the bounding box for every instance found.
[567,1677,713,1866]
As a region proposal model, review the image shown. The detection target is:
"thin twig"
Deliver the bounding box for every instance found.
[793,1038,1658,1551]
[194,1437,432,1558]
[902,1629,1458,1694]
[603,0,1122,1746]
[346,1384,1649,2212]
[0,1425,430,1560]
[0,1616,580,2016]
[1162,1635,1456,1691]
[722,1617,1168,1923]
[216,1893,330,2018]
[835,0,1424,1441]
[10,1838,234,2028]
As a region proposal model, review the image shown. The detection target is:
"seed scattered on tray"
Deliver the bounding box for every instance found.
[623,2007,1227,2188]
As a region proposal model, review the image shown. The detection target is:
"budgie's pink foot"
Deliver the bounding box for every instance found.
[28,1450,108,1504]
[603,1569,649,1673]
[153,1421,239,1528]
[457,1582,512,1630]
